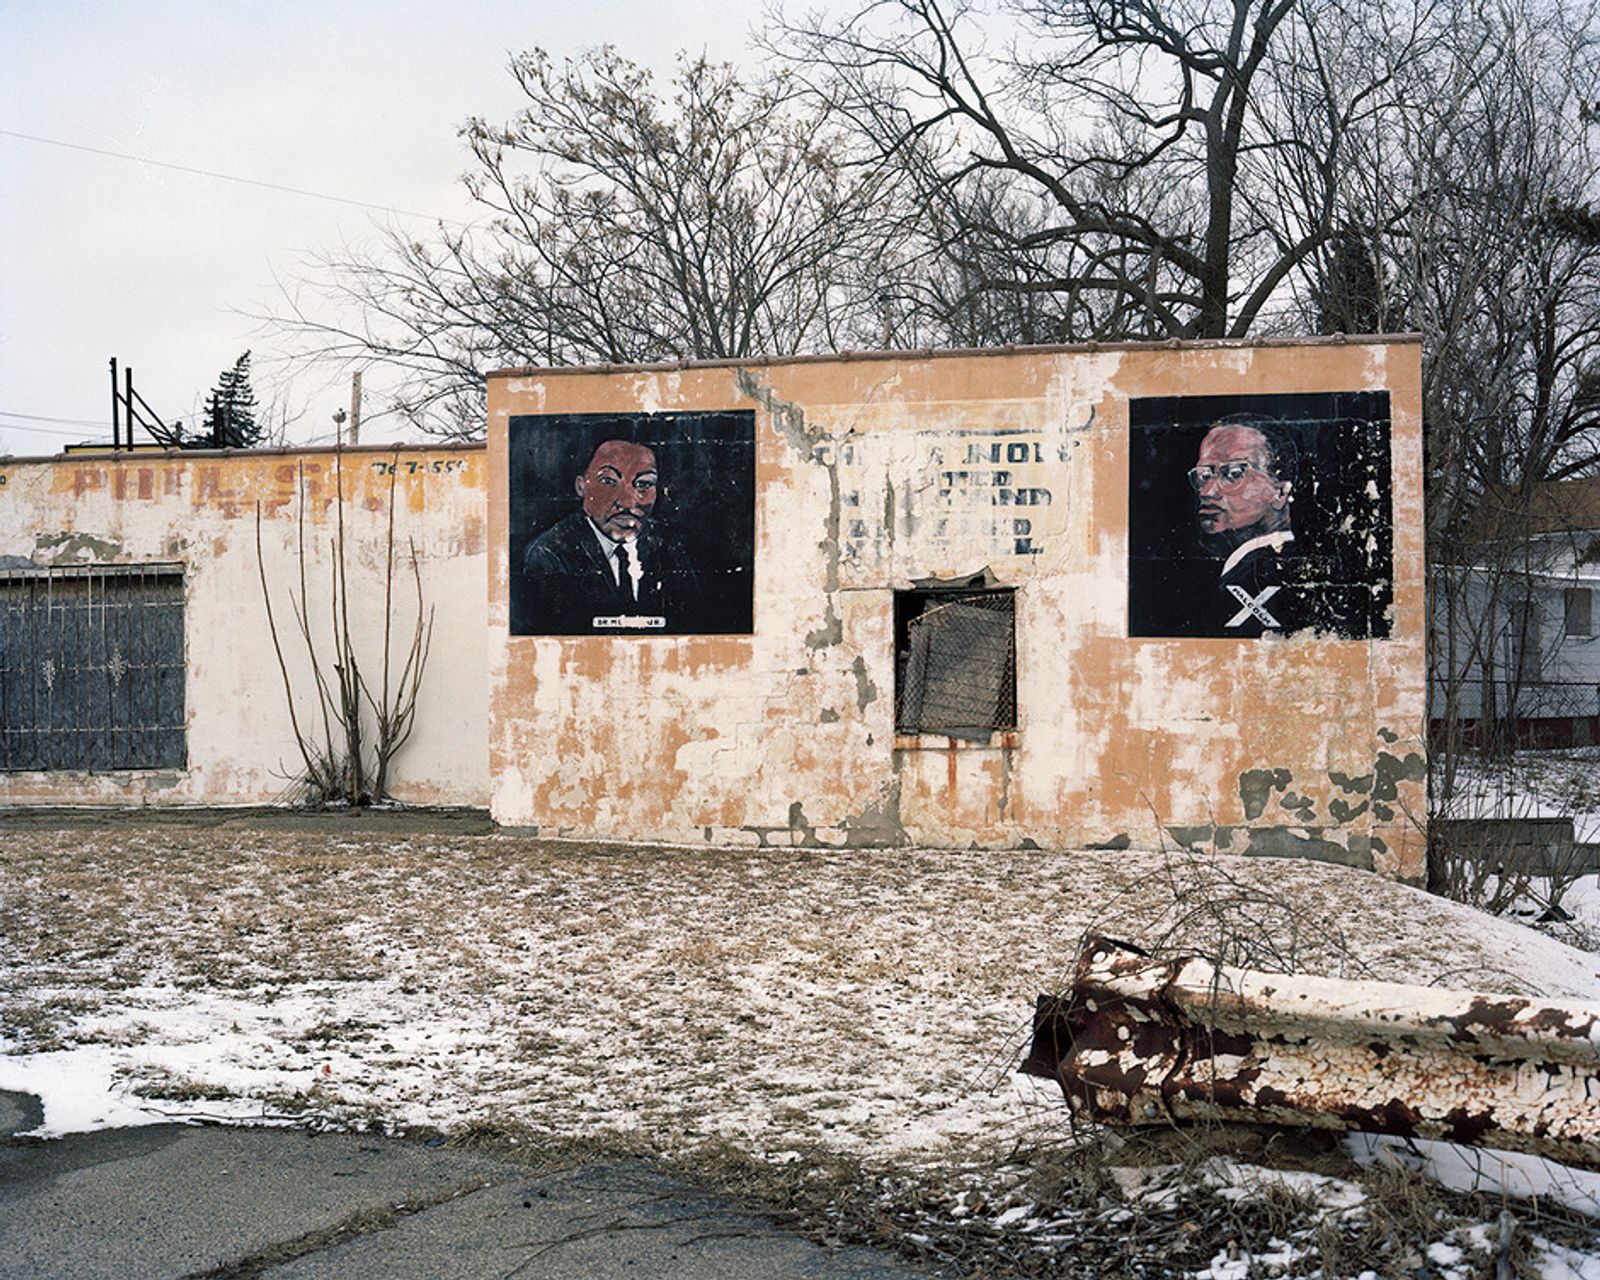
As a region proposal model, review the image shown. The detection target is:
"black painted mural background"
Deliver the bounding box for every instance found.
[1127,392,1393,639]
[509,411,756,636]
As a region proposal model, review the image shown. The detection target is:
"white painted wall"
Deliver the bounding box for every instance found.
[0,446,489,806]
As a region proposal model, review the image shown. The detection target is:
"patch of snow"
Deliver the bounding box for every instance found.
[1202,1157,1367,1211]
[1535,1237,1600,1280]
[0,1044,277,1136]
[1194,1253,1250,1280]
[1349,1135,1600,1220]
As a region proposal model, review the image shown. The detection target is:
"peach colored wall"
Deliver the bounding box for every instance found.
[0,446,488,807]
[489,341,1427,878]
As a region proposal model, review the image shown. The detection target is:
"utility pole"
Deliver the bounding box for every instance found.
[348,371,362,446]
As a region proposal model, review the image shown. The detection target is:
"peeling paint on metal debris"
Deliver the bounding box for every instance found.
[1025,937,1600,1171]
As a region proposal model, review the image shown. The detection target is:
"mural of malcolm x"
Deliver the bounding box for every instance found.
[1189,416,1301,632]
[1127,392,1393,639]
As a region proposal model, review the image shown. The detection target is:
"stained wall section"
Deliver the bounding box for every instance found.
[0,446,488,806]
[489,341,1427,878]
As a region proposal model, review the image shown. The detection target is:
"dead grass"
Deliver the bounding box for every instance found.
[4,825,1600,1275]
[4,831,1597,1150]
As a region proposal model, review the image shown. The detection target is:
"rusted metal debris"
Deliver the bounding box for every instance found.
[1022,935,1600,1170]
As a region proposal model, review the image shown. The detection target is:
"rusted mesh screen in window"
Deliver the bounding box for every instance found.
[896,591,1015,740]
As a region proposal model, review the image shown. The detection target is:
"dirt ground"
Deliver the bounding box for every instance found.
[4,814,1597,1168]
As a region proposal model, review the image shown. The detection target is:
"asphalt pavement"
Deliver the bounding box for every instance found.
[0,1091,940,1279]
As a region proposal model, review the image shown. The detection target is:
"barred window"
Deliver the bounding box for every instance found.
[894,587,1016,740]
[0,565,186,771]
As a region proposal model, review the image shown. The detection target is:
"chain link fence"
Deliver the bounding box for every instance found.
[894,589,1016,741]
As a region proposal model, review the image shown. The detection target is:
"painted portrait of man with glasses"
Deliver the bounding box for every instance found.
[1128,393,1393,639]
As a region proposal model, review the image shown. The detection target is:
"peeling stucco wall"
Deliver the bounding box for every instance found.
[0,446,488,807]
[487,340,1428,879]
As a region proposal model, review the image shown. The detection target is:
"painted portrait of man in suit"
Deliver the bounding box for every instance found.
[1128,392,1393,640]
[508,411,755,637]
[519,438,704,633]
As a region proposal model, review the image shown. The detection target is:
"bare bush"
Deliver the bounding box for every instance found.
[254,449,434,805]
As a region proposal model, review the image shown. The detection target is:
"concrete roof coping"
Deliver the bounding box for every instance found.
[487,333,1425,381]
[0,439,485,467]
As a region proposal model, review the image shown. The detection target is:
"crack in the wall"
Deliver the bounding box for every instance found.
[840,779,909,847]
[1240,826,1373,868]
[804,458,844,650]
[735,367,846,651]
[1372,748,1426,821]
[35,531,122,563]
[1165,824,1374,869]
[1238,768,1293,820]
[1278,790,1318,821]
[788,800,818,846]
[1330,796,1372,823]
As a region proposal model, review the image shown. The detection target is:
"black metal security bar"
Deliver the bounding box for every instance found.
[0,565,186,771]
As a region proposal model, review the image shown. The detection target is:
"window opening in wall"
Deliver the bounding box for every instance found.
[1565,587,1592,638]
[0,565,186,771]
[894,585,1016,741]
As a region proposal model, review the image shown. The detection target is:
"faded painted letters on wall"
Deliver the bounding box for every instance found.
[1128,392,1393,639]
[817,409,1094,583]
[509,411,755,636]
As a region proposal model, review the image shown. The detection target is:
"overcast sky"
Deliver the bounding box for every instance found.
[0,1,771,457]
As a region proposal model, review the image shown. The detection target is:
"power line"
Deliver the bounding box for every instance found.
[0,421,105,439]
[0,409,111,427]
[0,128,473,228]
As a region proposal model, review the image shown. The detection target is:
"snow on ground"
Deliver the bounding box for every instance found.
[2,825,1598,1275]
[1447,747,1600,846]
[2,826,1596,1152]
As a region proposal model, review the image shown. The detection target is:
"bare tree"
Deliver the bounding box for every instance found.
[774,0,1422,343]
[1362,0,1600,783]
[1306,0,1600,905]
[274,50,897,438]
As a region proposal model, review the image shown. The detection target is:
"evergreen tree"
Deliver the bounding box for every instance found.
[1310,227,1397,337]
[194,351,261,448]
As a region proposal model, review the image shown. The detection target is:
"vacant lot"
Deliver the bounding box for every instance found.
[4,820,1597,1163]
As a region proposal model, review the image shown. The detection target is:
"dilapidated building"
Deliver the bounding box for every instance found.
[488,339,1426,877]
[0,446,489,807]
[2,339,1426,877]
